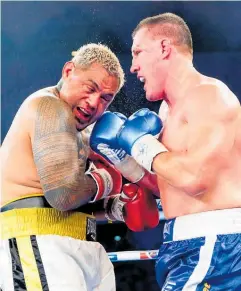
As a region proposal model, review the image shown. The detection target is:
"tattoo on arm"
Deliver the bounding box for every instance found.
[33,97,96,211]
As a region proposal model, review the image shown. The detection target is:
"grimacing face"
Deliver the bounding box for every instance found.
[61,62,119,131]
[131,27,167,101]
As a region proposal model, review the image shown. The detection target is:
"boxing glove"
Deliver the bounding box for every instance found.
[90,111,145,183]
[104,183,159,232]
[117,108,168,172]
[86,151,122,202]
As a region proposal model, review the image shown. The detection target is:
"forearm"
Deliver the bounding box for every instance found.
[119,134,205,195]
[136,170,159,197]
[44,171,97,211]
[152,152,206,195]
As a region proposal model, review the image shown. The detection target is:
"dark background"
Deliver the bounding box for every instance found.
[2,2,241,290]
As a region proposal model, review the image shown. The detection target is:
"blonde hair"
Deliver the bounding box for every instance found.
[132,13,193,55]
[72,43,125,92]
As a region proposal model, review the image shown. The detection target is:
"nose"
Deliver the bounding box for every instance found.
[86,93,100,110]
[130,60,139,74]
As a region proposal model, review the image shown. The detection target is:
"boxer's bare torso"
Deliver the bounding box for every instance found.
[157,75,241,219]
[1,89,48,206]
[1,87,90,206]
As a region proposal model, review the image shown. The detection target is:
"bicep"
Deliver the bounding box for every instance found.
[31,97,80,192]
[185,86,237,167]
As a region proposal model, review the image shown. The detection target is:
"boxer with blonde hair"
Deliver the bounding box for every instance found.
[1,41,160,291]
[1,43,125,291]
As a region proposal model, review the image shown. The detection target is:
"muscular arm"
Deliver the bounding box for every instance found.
[31,96,97,211]
[152,84,239,195]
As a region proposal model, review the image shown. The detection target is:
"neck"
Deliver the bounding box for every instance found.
[54,80,63,99]
[56,79,63,91]
[163,54,197,108]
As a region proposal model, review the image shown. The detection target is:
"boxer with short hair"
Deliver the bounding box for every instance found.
[128,12,241,290]
[0,43,158,291]
[92,13,241,290]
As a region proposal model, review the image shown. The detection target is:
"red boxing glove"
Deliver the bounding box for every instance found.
[122,184,159,231]
[135,170,159,197]
[87,151,122,202]
[105,183,159,231]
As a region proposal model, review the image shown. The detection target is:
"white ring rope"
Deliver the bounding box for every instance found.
[108,250,159,262]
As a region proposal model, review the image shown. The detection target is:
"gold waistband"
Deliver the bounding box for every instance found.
[0,208,95,240]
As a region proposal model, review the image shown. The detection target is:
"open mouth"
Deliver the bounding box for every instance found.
[139,77,145,83]
[74,107,91,122]
[139,76,147,91]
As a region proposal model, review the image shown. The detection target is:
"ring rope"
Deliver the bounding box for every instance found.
[107,250,159,262]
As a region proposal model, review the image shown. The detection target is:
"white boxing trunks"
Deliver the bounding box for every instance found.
[0,207,115,291]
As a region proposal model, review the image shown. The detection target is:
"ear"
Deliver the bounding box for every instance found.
[160,39,171,59]
[62,61,75,80]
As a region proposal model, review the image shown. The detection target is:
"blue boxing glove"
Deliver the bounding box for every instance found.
[90,111,145,183]
[90,111,127,164]
[117,108,168,172]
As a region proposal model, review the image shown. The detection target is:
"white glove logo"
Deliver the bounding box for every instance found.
[97,143,126,164]
[111,196,125,222]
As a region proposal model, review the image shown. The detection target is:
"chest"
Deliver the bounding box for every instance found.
[159,113,189,152]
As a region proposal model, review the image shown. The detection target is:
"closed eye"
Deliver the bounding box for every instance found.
[133,50,141,57]
[101,94,114,102]
[86,86,95,93]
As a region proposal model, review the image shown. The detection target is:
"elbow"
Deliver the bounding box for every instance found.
[51,203,73,212]
[45,191,72,211]
[44,187,83,211]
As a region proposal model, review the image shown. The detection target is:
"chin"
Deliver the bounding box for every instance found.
[76,121,89,131]
[146,88,164,102]
[145,93,161,102]
[76,125,84,132]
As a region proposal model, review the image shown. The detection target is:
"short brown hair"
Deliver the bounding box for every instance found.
[132,13,193,54]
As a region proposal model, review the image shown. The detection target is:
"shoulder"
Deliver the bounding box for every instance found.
[23,87,72,120]
[186,79,240,121]
[21,87,75,137]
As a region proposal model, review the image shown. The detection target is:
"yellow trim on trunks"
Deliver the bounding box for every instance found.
[0,208,95,240]
[16,236,43,290]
